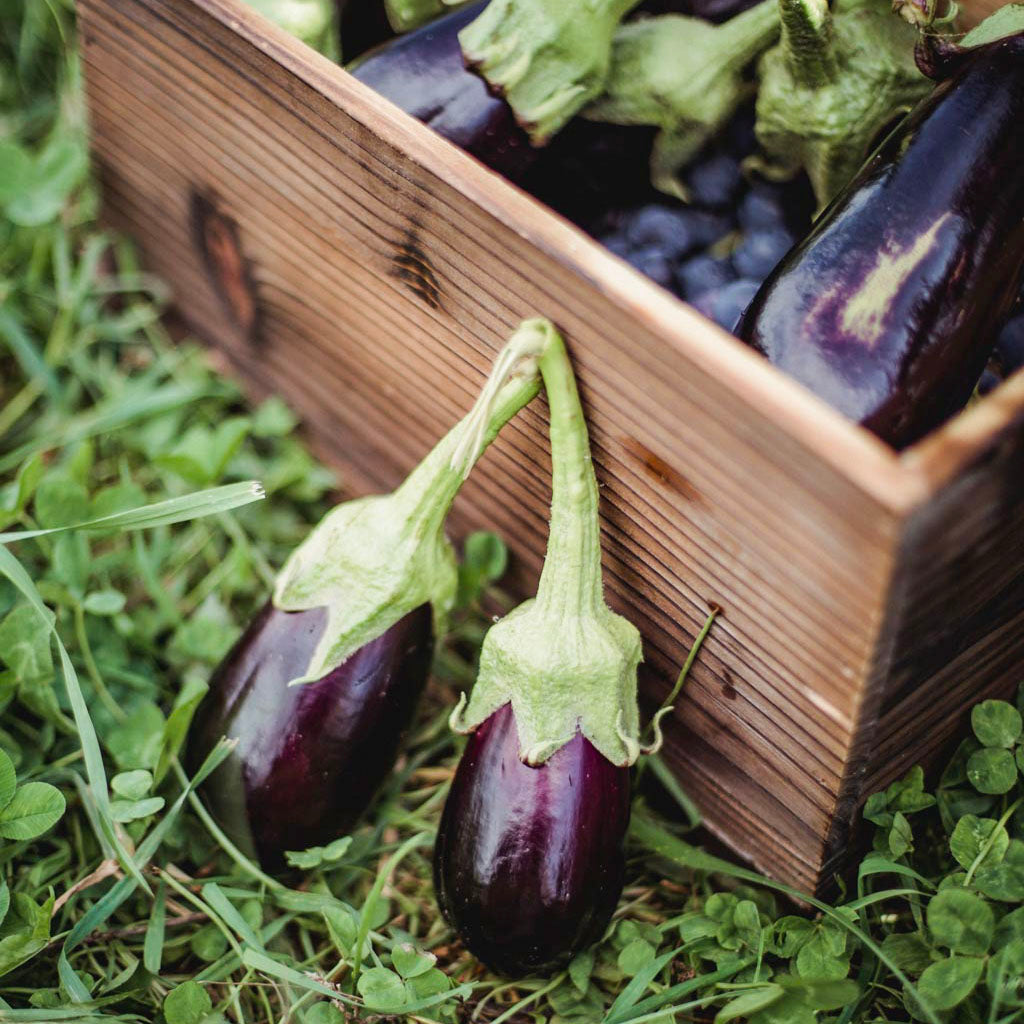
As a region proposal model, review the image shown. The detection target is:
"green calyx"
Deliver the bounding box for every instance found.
[384,0,460,33]
[753,0,929,210]
[273,322,546,686]
[458,0,641,145]
[960,3,1024,47]
[247,0,339,58]
[451,323,645,768]
[583,3,780,200]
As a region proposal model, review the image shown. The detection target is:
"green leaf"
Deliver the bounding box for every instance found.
[357,967,407,1011]
[995,906,1024,946]
[109,796,165,823]
[926,889,994,954]
[164,980,213,1024]
[916,955,983,1011]
[748,992,817,1024]
[456,531,508,607]
[889,811,914,858]
[881,931,934,974]
[795,930,848,981]
[0,142,34,203]
[972,699,1022,748]
[986,937,1024,999]
[715,985,783,1022]
[950,815,1008,870]
[0,893,53,977]
[106,701,165,771]
[0,781,65,839]
[967,747,1017,794]
[285,835,353,870]
[251,396,298,437]
[34,477,90,529]
[618,938,657,975]
[190,924,228,962]
[0,881,9,929]
[568,947,595,994]
[82,590,126,616]
[304,1005,345,1024]
[0,604,54,681]
[404,966,450,1000]
[5,136,87,226]
[975,839,1024,902]
[0,750,16,812]
[111,770,152,801]
[391,943,436,980]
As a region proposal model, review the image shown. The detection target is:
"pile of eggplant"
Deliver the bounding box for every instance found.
[198,0,1024,983]
[343,0,1024,449]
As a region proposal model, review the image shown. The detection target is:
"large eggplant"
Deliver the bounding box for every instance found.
[348,2,538,181]
[434,704,631,975]
[186,326,545,869]
[188,602,433,867]
[738,30,1024,448]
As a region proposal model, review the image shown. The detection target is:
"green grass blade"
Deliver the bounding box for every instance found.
[0,481,266,543]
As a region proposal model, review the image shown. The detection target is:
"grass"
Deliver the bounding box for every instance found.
[2,1,1024,1021]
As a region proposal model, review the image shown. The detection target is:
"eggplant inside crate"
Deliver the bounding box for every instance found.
[78,0,1024,893]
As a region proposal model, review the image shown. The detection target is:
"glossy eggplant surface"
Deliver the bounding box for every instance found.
[433,704,630,975]
[349,2,539,181]
[188,601,434,867]
[738,32,1024,448]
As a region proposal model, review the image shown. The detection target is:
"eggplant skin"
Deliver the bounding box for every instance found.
[187,601,434,868]
[348,2,538,182]
[433,704,630,976]
[738,33,1024,449]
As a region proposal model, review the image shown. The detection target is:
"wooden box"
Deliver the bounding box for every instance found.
[77,0,1024,893]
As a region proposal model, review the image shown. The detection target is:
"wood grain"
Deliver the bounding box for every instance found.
[78,0,1024,892]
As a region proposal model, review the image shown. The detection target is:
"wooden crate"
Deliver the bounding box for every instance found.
[77,0,1024,893]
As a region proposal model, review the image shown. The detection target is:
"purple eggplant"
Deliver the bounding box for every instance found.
[738,30,1024,448]
[347,1,659,222]
[434,704,630,975]
[186,326,545,869]
[187,602,433,867]
[348,2,538,181]
[436,324,647,973]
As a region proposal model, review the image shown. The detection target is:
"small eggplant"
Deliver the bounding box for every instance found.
[437,323,651,974]
[188,325,545,868]
[738,27,1024,448]
[434,703,630,975]
[188,602,432,867]
[348,2,538,182]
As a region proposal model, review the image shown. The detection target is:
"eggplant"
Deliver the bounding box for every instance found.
[434,703,630,975]
[348,0,654,217]
[437,323,648,974]
[188,602,433,867]
[187,325,545,868]
[348,2,538,181]
[738,29,1024,449]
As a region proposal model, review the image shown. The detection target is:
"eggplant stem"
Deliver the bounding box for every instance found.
[778,0,838,87]
[533,331,605,618]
